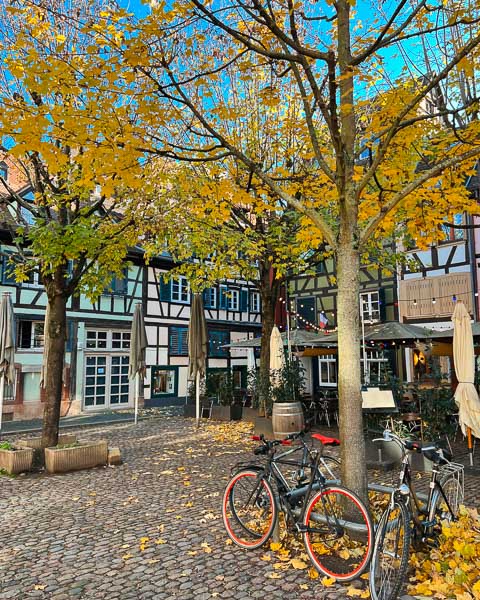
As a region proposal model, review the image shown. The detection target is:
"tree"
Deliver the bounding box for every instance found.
[0,1,144,446]
[139,78,329,413]
[111,0,480,497]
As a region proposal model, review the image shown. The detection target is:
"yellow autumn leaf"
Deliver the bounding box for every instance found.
[300,584,309,590]
[346,586,363,597]
[270,542,282,551]
[56,34,66,43]
[260,554,272,561]
[290,558,308,570]
[122,554,133,560]
[308,567,319,580]
[321,576,336,587]
[154,538,166,545]
[267,572,282,579]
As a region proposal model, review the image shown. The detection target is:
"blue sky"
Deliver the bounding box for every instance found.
[118,0,151,17]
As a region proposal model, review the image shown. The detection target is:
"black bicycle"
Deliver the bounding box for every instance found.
[222,430,374,582]
[369,430,464,600]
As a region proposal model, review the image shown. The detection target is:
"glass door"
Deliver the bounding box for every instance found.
[84,355,131,409]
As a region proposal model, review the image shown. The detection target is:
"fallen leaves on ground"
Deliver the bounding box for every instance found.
[408,506,480,599]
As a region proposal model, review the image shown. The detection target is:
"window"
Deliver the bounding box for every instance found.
[203,287,216,309]
[250,291,260,313]
[209,330,229,357]
[104,268,128,295]
[112,331,131,350]
[361,291,380,323]
[151,366,178,397]
[86,330,108,350]
[227,289,239,311]
[296,297,316,329]
[169,326,188,355]
[441,213,464,242]
[318,355,337,387]
[361,350,389,385]
[17,321,44,349]
[171,276,190,303]
[24,269,42,288]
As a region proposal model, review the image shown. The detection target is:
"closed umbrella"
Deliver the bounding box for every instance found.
[452,301,480,466]
[0,292,15,434]
[188,293,208,427]
[270,325,285,388]
[129,303,147,425]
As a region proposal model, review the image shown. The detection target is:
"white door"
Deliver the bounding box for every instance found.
[84,354,131,409]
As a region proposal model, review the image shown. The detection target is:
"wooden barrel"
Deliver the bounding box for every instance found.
[272,401,305,440]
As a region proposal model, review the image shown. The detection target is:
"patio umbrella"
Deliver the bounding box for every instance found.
[452,301,480,466]
[270,325,285,388]
[247,348,256,393]
[188,293,208,427]
[0,292,15,434]
[128,303,147,425]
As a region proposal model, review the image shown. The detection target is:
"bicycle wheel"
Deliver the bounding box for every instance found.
[369,498,410,600]
[303,485,374,582]
[319,455,341,482]
[428,473,463,524]
[222,469,277,549]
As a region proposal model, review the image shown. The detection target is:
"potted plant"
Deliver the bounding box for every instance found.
[0,441,34,475]
[16,433,79,468]
[271,358,306,439]
[209,371,242,421]
[44,439,108,474]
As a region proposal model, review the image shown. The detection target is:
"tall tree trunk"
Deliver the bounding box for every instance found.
[336,239,367,499]
[258,267,281,415]
[41,288,68,448]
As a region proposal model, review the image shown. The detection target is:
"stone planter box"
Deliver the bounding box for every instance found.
[44,440,108,474]
[211,405,242,421]
[17,434,77,450]
[0,447,34,475]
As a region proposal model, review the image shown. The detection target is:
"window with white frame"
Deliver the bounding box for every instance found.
[171,276,190,303]
[86,330,130,351]
[318,354,337,386]
[17,321,44,349]
[112,331,131,350]
[250,291,260,313]
[227,289,239,311]
[361,350,389,385]
[361,291,380,323]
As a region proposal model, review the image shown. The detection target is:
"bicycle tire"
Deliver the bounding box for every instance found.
[302,484,374,582]
[369,498,410,600]
[428,473,463,525]
[222,469,277,549]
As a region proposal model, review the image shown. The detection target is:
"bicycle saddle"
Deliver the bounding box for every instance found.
[312,433,340,446]
[404,440,452,465]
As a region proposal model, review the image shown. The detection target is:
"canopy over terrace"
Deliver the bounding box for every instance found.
[226,322,444,355]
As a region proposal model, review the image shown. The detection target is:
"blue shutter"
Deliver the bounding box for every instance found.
[240,289,248,312]
[219,286,228,309]
[65,320,75,352]
[2,253,18,285]
[203,288,212,308]
[159,277,171,301]
[379,288,386,322]
[169,326,188,355]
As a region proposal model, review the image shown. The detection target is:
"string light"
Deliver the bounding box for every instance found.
[277,297,337,333]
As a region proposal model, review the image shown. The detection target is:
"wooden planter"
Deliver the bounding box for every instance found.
[44,440,108,474]
[0,447,34,475]
[211,405,242,421]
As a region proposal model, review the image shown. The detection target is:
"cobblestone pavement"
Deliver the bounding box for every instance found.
[1,417,478,600]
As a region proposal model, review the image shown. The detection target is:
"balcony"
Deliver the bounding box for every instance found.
[399,272,473,319]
